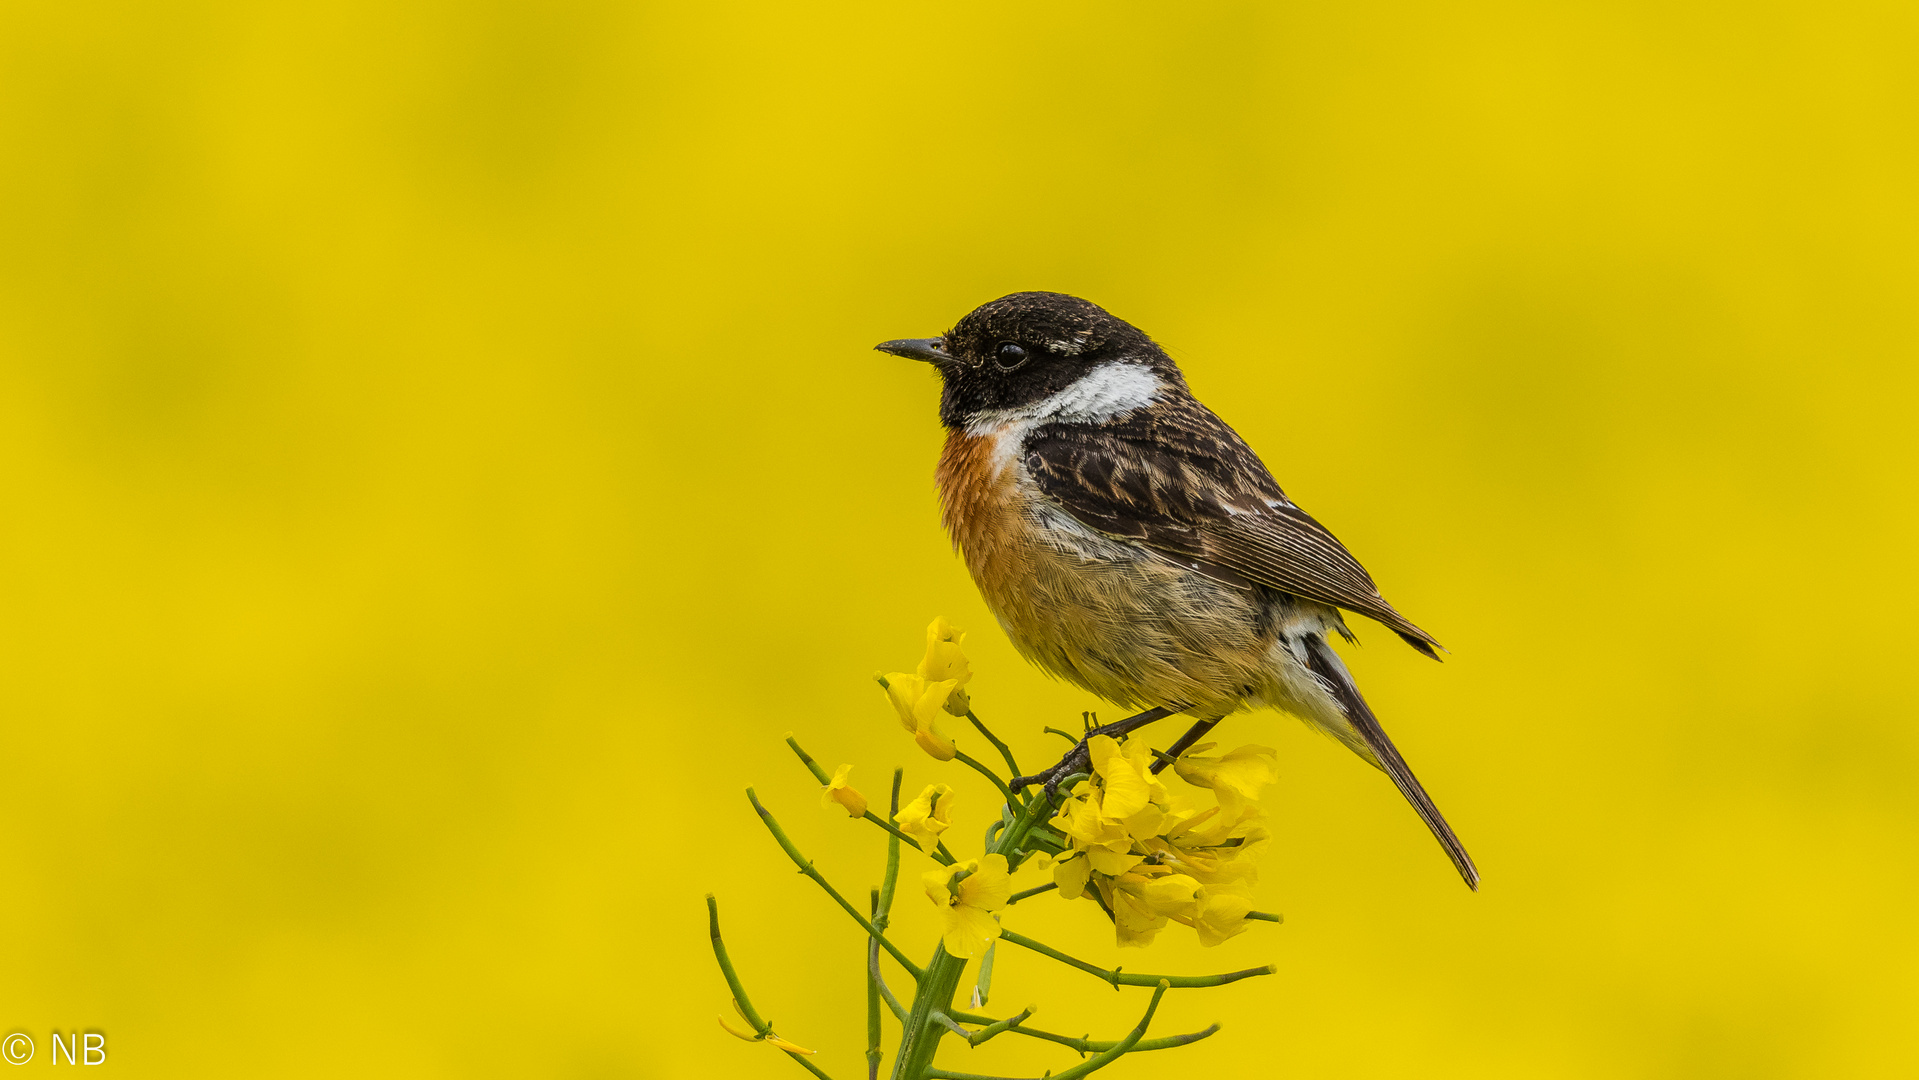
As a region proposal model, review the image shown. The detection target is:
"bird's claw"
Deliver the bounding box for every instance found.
[1009,741,1093,795]
[1009,705,1181,795]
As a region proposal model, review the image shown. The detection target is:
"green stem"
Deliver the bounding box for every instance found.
[706,895,771,1036]
[925,981,1171,1080]
[997,929,1274,989]
[963,708,1022,777]
[930,1011,972,1039]
[946,1008,1219,1055]
[889,773,1066,1079]
[961,1005,1034,1047]
[1247,910,1283,923]
[1004,883,1057,906]
[888,944,968,1080]
[789,1053,839,1080]
[785,737,955,866]
[869,931,909,1022]
[868,891,884,1080]
[710,895,840,1078]
[954,748,1016,805]
[747,788,924,978]
[877,769,903,929]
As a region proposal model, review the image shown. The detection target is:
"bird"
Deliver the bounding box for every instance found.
[876,291,1478,889]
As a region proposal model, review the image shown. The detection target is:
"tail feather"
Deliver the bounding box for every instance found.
[1302,635,1480,890]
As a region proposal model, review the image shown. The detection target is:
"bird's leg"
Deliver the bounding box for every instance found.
[1009,706,1181,794]
[1146,717,1221,775]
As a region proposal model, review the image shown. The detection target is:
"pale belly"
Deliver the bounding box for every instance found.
[962,496,1284,717]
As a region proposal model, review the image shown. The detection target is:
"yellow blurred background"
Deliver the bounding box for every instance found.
[2,0,1915,1075]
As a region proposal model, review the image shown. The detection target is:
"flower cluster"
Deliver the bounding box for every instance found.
[716,615,1284,1079]
[1049,735,1278,948]
[880,618,973,761]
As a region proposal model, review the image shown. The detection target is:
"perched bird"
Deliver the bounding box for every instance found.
[877,291,1478,889]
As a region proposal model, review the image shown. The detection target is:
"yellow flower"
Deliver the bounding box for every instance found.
[883,673,959,760]
[1087,735,1152,819]
[1191,884,1255,947]
[819,763,867,818]
[1109,872,1200,949]
[1053,851,1093,899]
[922,854,1011,957]
[917,617,974,716]
[893,784,954,852]
[1145,800,1268,889]
[1038,731,1277,948]
[1143,831,1260,889]
[1173,743,1279,816]
[1088,735,1171,828]
[1052,780,1128,849]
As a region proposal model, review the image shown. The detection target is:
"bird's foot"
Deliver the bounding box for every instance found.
[1009,706,1180,795]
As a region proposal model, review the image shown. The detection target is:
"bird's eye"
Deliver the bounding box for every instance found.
[995,342,1029,370]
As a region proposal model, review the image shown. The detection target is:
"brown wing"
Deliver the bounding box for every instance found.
[1022,396,1443,657]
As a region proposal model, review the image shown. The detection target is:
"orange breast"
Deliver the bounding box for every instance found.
[935,430,1027,600]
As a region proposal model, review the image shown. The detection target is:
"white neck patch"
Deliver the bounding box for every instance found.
[967,362,1163,435]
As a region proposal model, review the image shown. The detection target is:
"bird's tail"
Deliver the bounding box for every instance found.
[1302,635,1480,890]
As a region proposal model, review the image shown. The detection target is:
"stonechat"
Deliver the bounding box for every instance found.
[878,291,1478,889]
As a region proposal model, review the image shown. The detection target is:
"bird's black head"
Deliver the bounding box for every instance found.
[877,292,1184,430]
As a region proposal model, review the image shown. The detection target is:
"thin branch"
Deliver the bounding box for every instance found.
[1010,707,1179,792]
[1042,726,1080,745]
[867,891,883,1080]
[708,895,841,1079]
[946,1008,1220,1055]
[877,769,903,929]
[706,895,771,1036]
[746,788,923,978]
[1022,826,1068,850]
[963,1005,1035,1048]
[954,747,1016,804]
[926,980,1171,1080]
[931,1011,973,1040]
[785,736,958,866]
[1005,882,1057,906]
[786,1051,838,1080]
[997,929,1274,989]
[963,708,1022,777]
[868,931,908,1022]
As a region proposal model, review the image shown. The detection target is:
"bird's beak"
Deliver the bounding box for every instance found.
[874,337,954,367]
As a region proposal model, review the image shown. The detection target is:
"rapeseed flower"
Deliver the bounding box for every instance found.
[882,673,959,761]
[820,763,867,818]
[894,783,954,852]
[1172,742,1279,817]
[922,854,1011,957]
[917,617,973,716]
[1191,883,1256,947]
[1047,733,1274,947]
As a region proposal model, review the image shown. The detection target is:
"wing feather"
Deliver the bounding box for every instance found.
[1022,398,1442,656]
